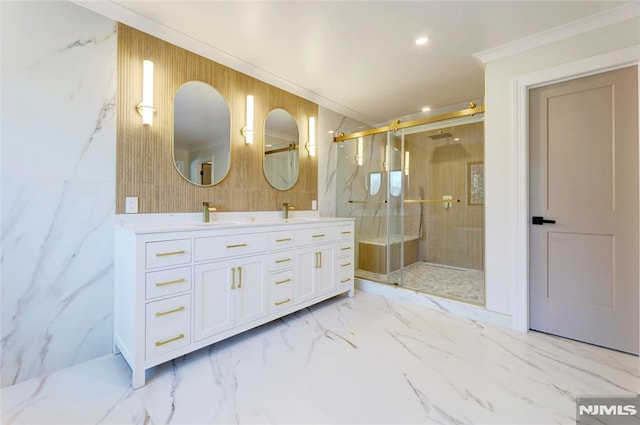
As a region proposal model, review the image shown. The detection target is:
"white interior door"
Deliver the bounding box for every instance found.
[529,66,639,354]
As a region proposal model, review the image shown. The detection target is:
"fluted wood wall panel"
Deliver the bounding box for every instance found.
[116,24,318,213]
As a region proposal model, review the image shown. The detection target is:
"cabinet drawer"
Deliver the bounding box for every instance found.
[270,269,294,288]
[146,266,191,300]
[296,227,336,246]
[146,239,191,270]
[194,232,268,262]
[270,230,295,251]
[269,270,293,314]
[337,226,354,240]
[336,242,353,258]
[270,251,295,272]
[338,256,354,286]
[146,294,191,360]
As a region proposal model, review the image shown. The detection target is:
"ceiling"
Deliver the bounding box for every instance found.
[102,1,628,124]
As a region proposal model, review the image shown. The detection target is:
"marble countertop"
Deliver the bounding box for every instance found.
[114,212,354,234]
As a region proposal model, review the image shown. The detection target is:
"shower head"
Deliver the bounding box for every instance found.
[429,131,453,140]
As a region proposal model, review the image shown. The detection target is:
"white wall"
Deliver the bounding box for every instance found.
[483,16,640,315]
[0,2,116,387]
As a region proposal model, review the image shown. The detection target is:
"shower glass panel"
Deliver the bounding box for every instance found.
[336,117,485,306]
[385,130,406,284]
[401,121,485,305]
[337,133,394,284]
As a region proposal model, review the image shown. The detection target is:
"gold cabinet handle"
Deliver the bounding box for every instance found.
[314,252,318,269]
[155,306,185,317]
[341,278,352,283]
[155,333,185,347]
[319,252,323,268]
[155,278,186,287]
[275,278,291,285]
[155,250,186,257]
[238,266,242,289]
[276,238,292,242]
[231,267,236,289]
[341,231,352,235]
[341,262,352,267]
[312,234,326,238]
[275,258,292,264]
[226,243,248,249]
[275,298,291,306]
[340,246,351,251]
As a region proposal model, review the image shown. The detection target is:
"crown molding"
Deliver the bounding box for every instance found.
[70,0,377,125]
[473,2,640,64]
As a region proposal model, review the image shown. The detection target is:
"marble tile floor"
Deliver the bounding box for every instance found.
[2,291,638,425]
[356,262,485,305]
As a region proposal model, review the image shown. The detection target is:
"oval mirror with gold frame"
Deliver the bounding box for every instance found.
[173,81,231,186]
[263,108,299,191]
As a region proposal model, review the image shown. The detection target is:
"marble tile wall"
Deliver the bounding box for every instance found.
[1,2,117,387]
[317,106,370,217]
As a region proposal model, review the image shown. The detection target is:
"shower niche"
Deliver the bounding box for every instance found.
[336,113,485,305]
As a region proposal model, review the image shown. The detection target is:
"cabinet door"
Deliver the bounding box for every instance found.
[295,247,318,305]
[235,256,268,326]
[194,261,235,341]
[316,246,336,295]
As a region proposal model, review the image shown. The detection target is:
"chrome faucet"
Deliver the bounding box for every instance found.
[282,202,295,219]
[202,202,217,222]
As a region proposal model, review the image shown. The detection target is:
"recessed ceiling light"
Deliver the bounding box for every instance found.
[328,130,334,134]
[454,138,460,141]
[415,36,429,46]
[421,106,431,112]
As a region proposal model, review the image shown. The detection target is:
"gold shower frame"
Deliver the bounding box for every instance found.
[333,103,485,142]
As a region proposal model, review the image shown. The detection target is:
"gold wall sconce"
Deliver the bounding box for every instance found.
[404,151,410,175]
[305,116,316,157]
[241,95,254,144]
[136,60,156,126]
[383,144,390,171]
[356,137,363,166]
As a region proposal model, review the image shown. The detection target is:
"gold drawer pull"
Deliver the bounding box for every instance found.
[156,278,186,287]
[155,306,185,317]
[340,247,351,251]
[155,333,185,347]
[341,262,352,267]
[155,250,186,257]
[276,238,292,242]
[341,278,352,283]
[312,234,326,238]
[275,278,291,285]
[341,231,352,235]
[275,298,291,306]
[226,243,248,249]
[275,258,292,264]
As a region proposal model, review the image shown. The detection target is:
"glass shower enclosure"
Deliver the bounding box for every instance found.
[336,117,485,305]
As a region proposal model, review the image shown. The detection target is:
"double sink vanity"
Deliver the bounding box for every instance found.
[114,213,355,388]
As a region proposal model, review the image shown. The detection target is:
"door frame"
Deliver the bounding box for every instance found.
[511,46,640,352]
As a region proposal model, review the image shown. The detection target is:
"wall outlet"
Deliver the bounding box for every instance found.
[311,200,317,211]
[125,197,138,214]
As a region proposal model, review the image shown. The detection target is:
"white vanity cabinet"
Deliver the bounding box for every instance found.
[194,254,268,341]
[296,246,335,303]
[114,217,354,388]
